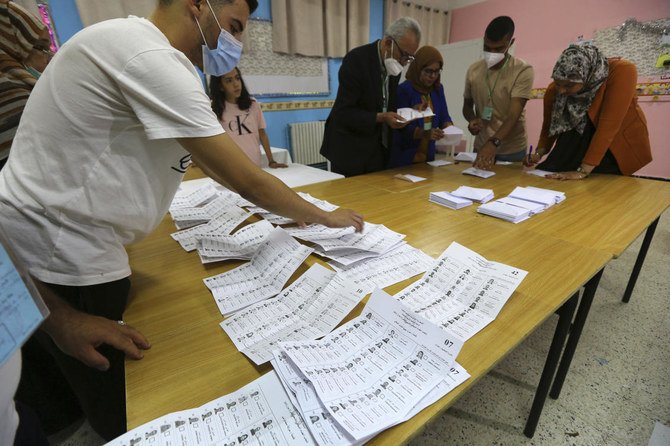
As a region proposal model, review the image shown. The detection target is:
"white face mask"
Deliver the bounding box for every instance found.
[483,51,505,69]
[384,40,403,76]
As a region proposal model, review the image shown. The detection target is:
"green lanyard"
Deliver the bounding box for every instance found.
[485,55,510,102]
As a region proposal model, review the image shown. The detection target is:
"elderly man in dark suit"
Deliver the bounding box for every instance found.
[321,17,421,177]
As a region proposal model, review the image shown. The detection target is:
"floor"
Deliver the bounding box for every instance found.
[54,209,670,446]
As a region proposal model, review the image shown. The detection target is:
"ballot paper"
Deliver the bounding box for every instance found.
[453,152,477,162]
[285,225,357,243]
[170,195,244,230]
[451,186,494,203]
[462,167,496,179]
[429,191,473,210]
[204,228,313,316]
[169,183,219,211]
[394,242,527,342]
[329,244,434,295]
[221,264,366,365]
[278,289,463,441]
[496,196,547,215]
[272,349,470,446]
[170,206,252,252]
[106,371,316,446]
[477,201,532,223]
[311,224,405,255]
[396,107,435,122]
[524,169,553,177]
[247,193,339,226]
[508,186,565,208]
[313,244,399,267]
[196,220,275,264]
[439,125,464,146]
[426,159,452,167]
[393,173,426,183]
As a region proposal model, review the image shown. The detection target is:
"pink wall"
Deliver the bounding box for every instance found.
[449,0,670,178]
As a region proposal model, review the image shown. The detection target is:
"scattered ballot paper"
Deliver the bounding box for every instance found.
[394,173,426,183]
[462,167,496,179]
[454,152,477,162]
[451,186,494,203]
[440,125,464,146]
[525,169,553,177]
[397,107,435,122]
[427,159,452,167]
[429,191,473,210]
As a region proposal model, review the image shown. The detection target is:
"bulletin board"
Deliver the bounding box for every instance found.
[593,17,670,79]
[238,19,330,97]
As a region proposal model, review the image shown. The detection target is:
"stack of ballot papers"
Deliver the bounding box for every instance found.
[288,223,406,266]
[169,195,245,230]
[397,106,435,122]
[170,206,252,251]
[196,220,275,263]
[272,290,470,444]
[429,191,473,210]
[394,241,527,342]
[477,186,566,223]
[107,371,317,446]
[203,228,313,316]
[508,186,565,209]
[462,166,496,178]
[247,192,339,225]
[220,264,366,365]
[328,243,434,294]
[451,186,494,203]
[477,201,533,223]
[454,151,477,162]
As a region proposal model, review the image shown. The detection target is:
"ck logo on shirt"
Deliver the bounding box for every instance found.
[171,154,192,173]
[228,113,252,136]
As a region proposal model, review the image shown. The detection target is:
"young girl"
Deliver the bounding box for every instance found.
[209,67,287,168]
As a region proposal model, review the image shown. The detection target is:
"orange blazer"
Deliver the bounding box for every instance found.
[538,59,652,175]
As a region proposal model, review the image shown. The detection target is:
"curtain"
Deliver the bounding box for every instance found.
[384,0,450,47]
[272,0,370,58]
[74,0,155,27]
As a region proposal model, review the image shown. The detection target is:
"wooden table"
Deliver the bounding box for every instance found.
[124,167,611,444]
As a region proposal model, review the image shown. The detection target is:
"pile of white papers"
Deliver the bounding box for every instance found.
[454,152,477,162]
[169,183,219,211]
[247,192,339,226]
[221,264,366,365]
[429,191,473,210]
[329,244,434,294]
[170,195,245,230]
[477,186,565,223]
[170,206,252,251]
[309,224,406,263]
[107,371,317,446]
[196,220,275,264]
[451,186,494,203]
[439,126,464,146]
[273,290,469,443]
[462,167,496,179]
[394,242,527,342]
[426,159,452,167]
[203,228,313,316]
[394,173,426,183]
[397,107,435,122]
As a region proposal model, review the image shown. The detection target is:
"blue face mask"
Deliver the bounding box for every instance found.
[25,65,42,79]
[194,0,243,76]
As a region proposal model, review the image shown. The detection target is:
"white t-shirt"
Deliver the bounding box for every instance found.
[0,17,224,286]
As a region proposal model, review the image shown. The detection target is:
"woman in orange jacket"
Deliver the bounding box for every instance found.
[526,44,652,180]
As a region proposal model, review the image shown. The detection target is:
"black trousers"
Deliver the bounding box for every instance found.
[17,277,131,441]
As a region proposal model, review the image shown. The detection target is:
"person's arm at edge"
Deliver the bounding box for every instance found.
[259,128,286,168]
[179,132,364,231]
[35,278,150,371]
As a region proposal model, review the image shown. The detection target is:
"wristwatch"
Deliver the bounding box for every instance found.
[488,137,501,148]
[576,166,589,177]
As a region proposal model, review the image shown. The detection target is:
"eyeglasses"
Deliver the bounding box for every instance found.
[421,68,442,77]
[392,38,415,63]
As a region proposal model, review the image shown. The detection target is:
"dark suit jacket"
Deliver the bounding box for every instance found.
[320,41,400,177]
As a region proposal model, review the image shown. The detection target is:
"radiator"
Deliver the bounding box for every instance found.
[289,121,327,165]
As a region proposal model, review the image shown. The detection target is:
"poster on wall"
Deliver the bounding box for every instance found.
[238,19,330,97]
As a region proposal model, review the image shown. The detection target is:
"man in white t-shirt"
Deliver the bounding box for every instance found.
[0,0,364,440]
